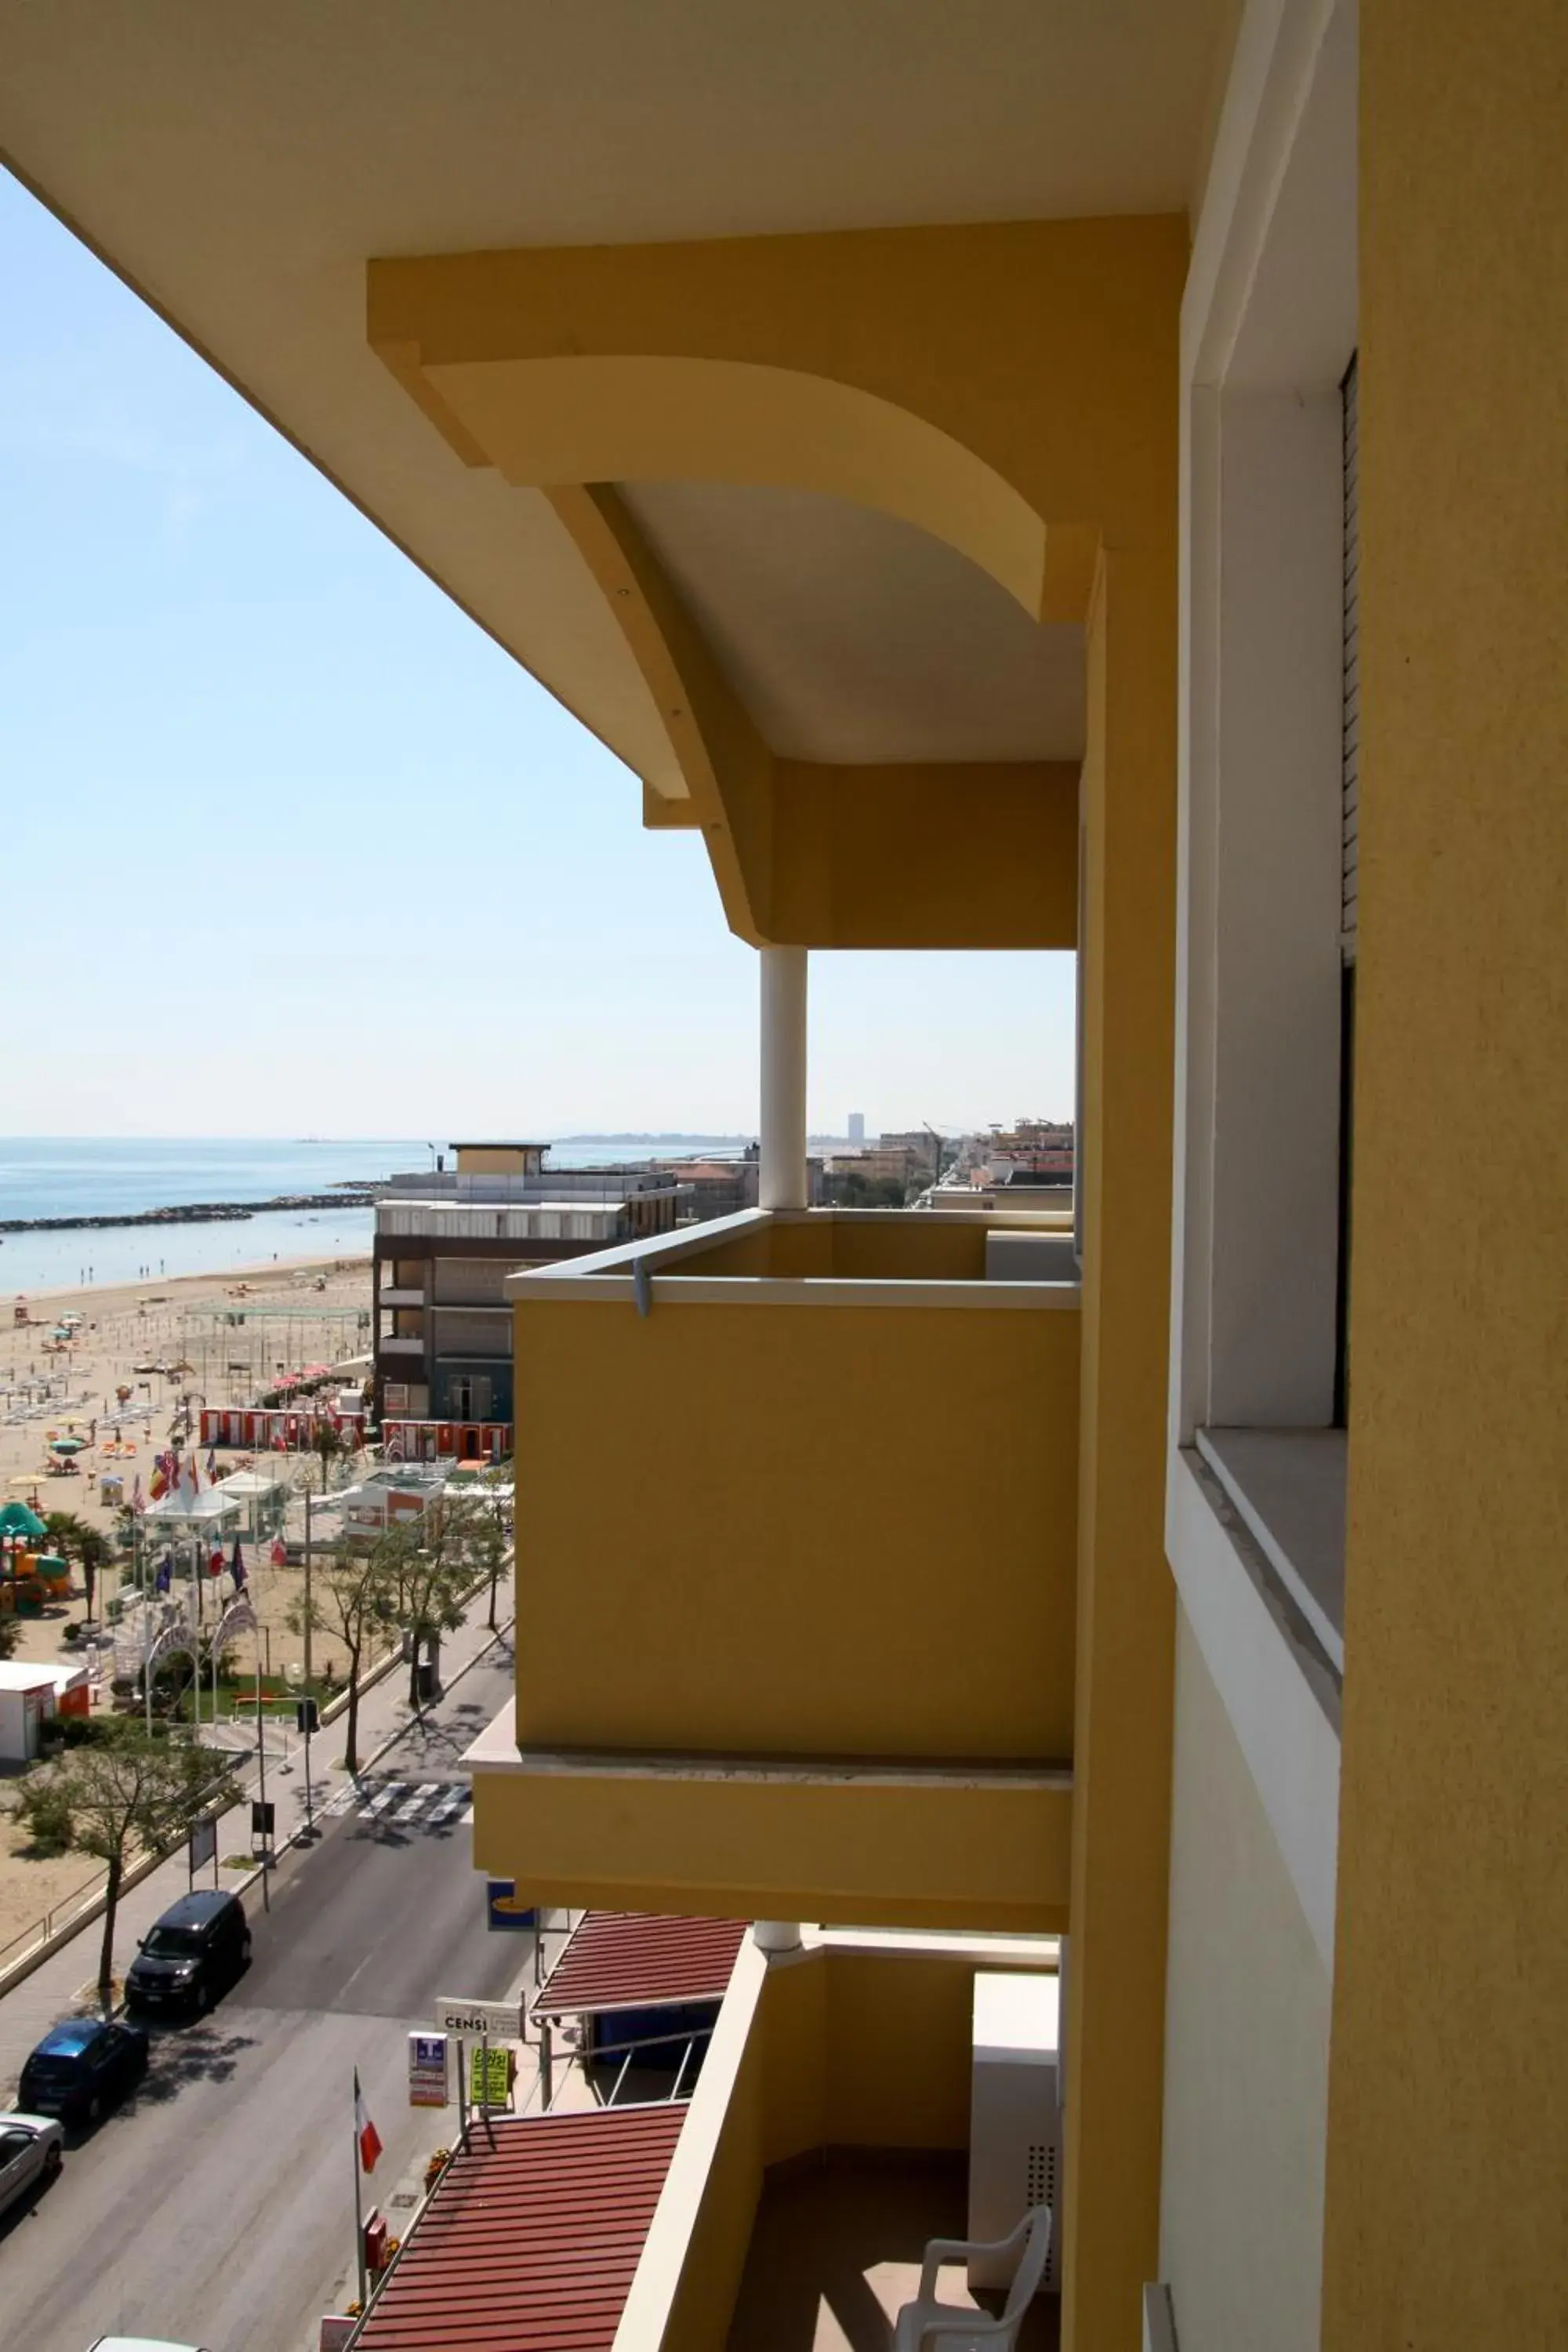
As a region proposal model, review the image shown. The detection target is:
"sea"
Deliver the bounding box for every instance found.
[0,1136,753,1296]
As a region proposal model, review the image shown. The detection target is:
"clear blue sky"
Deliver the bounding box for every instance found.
[0,169,1074,1140]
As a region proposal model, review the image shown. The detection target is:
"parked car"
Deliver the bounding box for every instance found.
[86,2340,211,2350]
[125,1889,251,2018]
[17,2018,149,2127]
[0,2111,64,2216]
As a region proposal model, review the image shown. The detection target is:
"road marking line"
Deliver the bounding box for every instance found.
[363,1780,407,1817]
[424,1784,469,1828]
[394,1783,442,1823]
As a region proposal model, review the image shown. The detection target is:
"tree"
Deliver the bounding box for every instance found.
[382,1496,492,1714]
[43,1512,113,1619]
[0,1611,20,1661]
[287,1546,398,1776]
[833,1170,907,1209]
[475,1467,513,1631]
[13,1723,238,2009]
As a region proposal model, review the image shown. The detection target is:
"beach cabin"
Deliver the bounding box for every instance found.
[0,1659,90,1762]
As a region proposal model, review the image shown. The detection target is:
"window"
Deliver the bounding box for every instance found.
[1334,354,1359,1425]
[1168,0,1359,1682]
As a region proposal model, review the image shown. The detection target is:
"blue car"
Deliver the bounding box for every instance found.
[17,2017,148,2128]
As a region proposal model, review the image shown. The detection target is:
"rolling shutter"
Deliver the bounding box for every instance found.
[1341,354,1359,964]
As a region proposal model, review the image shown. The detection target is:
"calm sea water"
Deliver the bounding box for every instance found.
[0,1136,753,1296]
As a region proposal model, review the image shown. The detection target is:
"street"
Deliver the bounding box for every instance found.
[1,1643,520,2352]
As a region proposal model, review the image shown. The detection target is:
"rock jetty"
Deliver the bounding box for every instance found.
[0,1189,379,1236]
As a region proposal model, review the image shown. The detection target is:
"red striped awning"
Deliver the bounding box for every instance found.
[533,1911,748,2020]
[354,2105,683,2351]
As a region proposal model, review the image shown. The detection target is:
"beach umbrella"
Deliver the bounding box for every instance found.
[49,1436,89,1457]
[0,1500,47,1538]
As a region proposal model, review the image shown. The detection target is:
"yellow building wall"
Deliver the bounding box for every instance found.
[1061,550,1178,2344]
[1322,5,1568,2347]
[452,1145,540,1174]
[511,1294,1079,1760]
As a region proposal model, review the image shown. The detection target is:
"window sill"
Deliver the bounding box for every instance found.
[1194,1426,1345,1673]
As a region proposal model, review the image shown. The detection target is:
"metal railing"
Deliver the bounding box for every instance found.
[0,1874,111,1982]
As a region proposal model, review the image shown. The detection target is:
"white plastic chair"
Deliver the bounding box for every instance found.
[893,2205,1053,2351]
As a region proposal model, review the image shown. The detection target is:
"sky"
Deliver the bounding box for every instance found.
[0,170,1075,1141]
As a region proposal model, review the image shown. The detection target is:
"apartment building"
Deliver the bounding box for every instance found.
[372,1142,682,1457]
[5,5,1559,2347]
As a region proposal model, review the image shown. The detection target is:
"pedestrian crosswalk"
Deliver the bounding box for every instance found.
[321,1774,472,1829]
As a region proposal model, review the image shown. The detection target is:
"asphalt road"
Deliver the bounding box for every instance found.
[2,1643,521,2352]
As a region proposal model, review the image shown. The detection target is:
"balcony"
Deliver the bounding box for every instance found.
[470,1208,1080,1930]
[619,1926,1060,2352]
[377,1332,425,1356]
[375,1283,424,1308]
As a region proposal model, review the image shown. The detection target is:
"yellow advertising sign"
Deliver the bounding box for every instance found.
[470,2045,513,2111]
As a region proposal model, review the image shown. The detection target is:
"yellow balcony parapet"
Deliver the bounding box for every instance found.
[476,1207,1080,1928]
[467,1700,1072,1935]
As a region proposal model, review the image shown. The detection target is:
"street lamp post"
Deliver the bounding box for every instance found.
[298,1483,318,1844]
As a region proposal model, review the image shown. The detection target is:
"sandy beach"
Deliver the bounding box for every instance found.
[0,1251,374,1957]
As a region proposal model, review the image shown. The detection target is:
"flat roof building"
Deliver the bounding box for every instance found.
[373,1144,684,1457]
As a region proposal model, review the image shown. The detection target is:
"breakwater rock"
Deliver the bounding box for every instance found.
[0,1189,379,1236]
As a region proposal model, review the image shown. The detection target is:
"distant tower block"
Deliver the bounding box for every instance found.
[848,1112,866,1145]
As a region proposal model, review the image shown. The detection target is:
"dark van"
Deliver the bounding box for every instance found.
[125,1889,252,2018]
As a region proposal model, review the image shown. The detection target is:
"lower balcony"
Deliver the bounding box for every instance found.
[623,1926,1061,2352]
[470,1207,1080,1930]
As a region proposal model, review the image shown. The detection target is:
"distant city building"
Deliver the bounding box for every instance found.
[372,1142,685,1459]
[961,1117,1076,1190]
[653,1141,826,1219]
[847,1112,865,1145]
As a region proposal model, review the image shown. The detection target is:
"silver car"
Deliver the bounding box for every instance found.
[0,2110,64,2216]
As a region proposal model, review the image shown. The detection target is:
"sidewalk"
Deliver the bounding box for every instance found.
[310,1908,586,2336]
[0,1569,514,2095]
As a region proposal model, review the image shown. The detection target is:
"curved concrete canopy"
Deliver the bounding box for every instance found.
[620,481,1084,766]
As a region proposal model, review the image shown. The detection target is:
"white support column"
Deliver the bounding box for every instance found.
[759,946,808,1211]
[753,1920,802,1955]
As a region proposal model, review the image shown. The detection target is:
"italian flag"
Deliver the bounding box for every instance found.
[354,2070,383,2174]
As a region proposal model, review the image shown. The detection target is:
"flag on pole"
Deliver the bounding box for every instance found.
[148,1465,169,1502]
[206,1447,218,1479]
[230,1539,247,1592]
[354,2071,382,2174]
[208,1546,224,1579]
[154,1553,173,1595]
[270,1537,288,1567]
